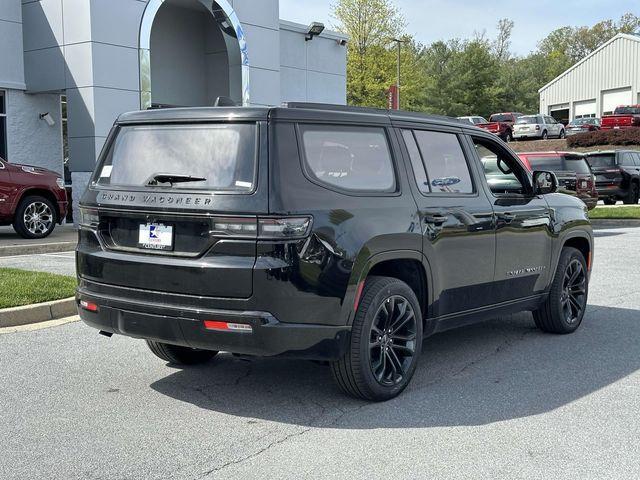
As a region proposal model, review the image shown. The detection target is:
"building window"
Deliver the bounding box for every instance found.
[0,91,7,160]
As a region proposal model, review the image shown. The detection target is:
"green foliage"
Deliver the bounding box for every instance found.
[332,2,639,117]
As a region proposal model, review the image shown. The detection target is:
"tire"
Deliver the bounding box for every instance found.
[623,183,639,205]
[503,131,513,143]
[146,340,218,365]
[542,130,548,140]
[603,198,617,205]
[13,195,57,239]
[533,247,588,334]
[331,276,423,401]
[559,129,566,139]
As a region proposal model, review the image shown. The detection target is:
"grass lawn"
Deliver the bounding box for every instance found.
[0,268,76,309]
[589,206,640,219]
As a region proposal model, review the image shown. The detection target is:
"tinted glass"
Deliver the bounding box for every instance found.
[414,130,473,194]
[621,153,635,166]
[97,123,257,191]
[633,153,640,166]
[0,91,6,160]
[614,106,640,115]
[489,114,511,122]
[528,156,590,174]
[301,125,395,192]
[587,154,616,168]
[401,130,429,193]
[474,140,525,194]
[516,116,539,125]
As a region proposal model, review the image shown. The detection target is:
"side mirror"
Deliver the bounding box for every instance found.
[533,170,558,195]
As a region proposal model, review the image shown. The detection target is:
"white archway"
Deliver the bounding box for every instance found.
[139,0,250,108]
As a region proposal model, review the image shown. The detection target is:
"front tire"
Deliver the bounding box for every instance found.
[13,195,57,239]
[603,198,617,205]
[503,131,513,143]
[331,276,423,401]
[542,130,548,140]
[533,247,588,334]
[146,340,218,365]
[559,129,566,139]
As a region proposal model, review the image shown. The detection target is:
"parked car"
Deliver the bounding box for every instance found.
[457,116,488,126]
[512,115,565,141]
[565,118,601,136]
[601,105,640,130]
[518,152,597,210]
[0,157,68,238]
[477,112,524,142]
[77,103,593,401]
[585,150,640,204]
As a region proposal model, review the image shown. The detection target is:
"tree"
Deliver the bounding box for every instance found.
[332,0,405,107]
[493,18,514,62]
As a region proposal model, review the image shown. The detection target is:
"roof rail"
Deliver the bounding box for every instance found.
[282,102,387,114]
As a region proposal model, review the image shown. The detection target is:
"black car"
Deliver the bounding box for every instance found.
[77,103,593,401]
[585,150,640,205]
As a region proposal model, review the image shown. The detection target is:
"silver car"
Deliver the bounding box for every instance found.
[512,115,565,140]
[457,116,488,126]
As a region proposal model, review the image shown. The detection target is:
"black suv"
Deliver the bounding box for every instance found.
[77,104,593,401]
[585,150,640,205]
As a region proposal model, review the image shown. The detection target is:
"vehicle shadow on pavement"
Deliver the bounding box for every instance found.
[151,305,639,428]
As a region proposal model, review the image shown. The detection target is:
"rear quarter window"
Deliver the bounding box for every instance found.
[299,125,396,193]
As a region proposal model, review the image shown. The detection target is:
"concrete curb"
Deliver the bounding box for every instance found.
[0,242,76,257]
[591,219,640,228]
[0,297,77,328]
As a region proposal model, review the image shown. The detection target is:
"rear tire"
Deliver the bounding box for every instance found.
[623,183,639,205]
[533,247,588,334]
[146,340,218,365]
[13,195,57,239]
[603,198,617,205]
[542,130,548,140]
[503,131,513,143]
[559,129,566,139]
[331,276,423,401]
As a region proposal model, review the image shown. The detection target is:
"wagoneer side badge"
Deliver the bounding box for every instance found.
[98,191,214,209]
[507,266,546,277]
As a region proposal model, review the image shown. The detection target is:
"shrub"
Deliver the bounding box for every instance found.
[567,128,640,148]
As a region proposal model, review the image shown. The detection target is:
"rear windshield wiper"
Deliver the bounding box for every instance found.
[146,173,207,186]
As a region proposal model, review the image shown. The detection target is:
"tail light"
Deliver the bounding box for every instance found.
[210,216,312,240]
[204,321,252,332]
[80,300,99,312]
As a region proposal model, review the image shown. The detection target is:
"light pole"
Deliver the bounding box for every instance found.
[391,38,407,110]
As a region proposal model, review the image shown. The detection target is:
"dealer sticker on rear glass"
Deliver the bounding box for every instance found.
[138,223,173,251]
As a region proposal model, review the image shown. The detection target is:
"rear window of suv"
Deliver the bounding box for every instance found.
[587,154,616,168]
[528,156,591,174]
[96,123,257,192]
[300,125,396,193]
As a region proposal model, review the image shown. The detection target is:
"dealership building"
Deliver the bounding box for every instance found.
[539,33,640,124]
[0,0,347,217]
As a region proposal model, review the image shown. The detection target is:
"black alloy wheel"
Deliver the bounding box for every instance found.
[369,295,418,387]
[559,258,587,325]
[534,247,588,334]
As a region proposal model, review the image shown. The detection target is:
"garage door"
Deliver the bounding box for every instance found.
[602,88,632,116]
[574,99,596,119]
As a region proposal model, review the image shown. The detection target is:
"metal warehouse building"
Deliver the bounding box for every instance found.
[539,33,640,124]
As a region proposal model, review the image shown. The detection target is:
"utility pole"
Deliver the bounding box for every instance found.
[391,38,407,110]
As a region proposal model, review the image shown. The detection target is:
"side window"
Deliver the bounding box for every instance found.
[401,130,430,194]
[473,137,528,196]
[0,91,6,160]
[299,125,396,193]
[413,130,474,194]
[633,153,640,166]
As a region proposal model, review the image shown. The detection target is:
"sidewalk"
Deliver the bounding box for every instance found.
[0,225,77,257]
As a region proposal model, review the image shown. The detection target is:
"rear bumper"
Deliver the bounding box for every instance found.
[76,288,351,361]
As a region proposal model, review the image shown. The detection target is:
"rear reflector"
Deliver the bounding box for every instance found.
[80,300,99,312]
[204,320,253,332]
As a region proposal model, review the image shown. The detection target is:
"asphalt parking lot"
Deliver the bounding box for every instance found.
[1,225,639,480]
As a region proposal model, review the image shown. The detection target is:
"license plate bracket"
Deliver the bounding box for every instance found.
[138,223,174,251]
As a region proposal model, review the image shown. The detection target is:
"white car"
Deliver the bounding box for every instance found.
[457,116,488,126]
[513,115,565,140]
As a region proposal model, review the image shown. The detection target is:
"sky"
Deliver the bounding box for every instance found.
[279,0,639,55]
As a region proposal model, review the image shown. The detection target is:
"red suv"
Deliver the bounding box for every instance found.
[518,151,598,210]
[0,158,68,238]
[478,112,524,142]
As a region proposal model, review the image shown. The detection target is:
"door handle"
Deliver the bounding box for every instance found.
[498,212,517,223]
[425,214,449,225]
